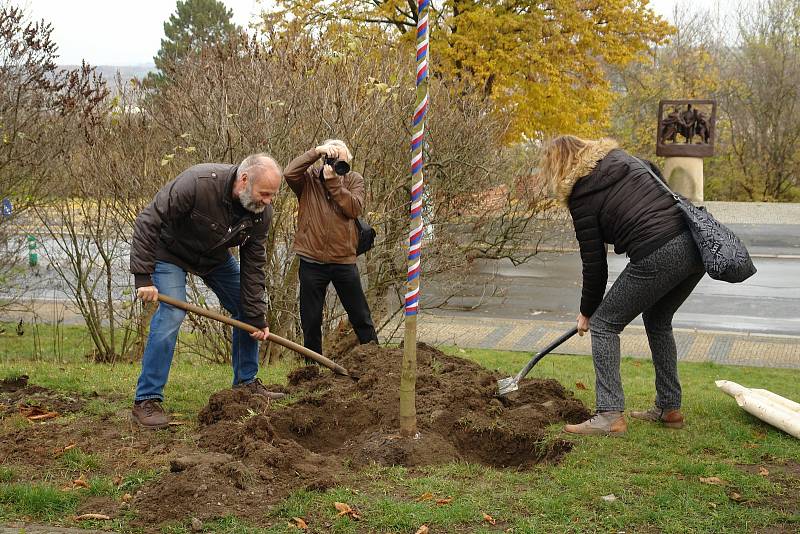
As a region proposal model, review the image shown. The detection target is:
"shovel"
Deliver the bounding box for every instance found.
[156,294,353,378]
[496,326,578,396]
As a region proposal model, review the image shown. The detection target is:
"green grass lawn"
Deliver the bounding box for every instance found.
[1,322,799,533]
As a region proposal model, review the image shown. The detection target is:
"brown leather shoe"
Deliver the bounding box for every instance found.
[234,377,286,400]
[630,407,685,429]
[132,399,170,429]
[563,411,627,436]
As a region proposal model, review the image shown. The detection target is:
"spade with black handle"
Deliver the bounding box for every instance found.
[496,327,579,396]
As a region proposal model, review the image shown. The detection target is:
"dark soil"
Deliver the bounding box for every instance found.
[737,461,800,516]
[131,343,589,529]
[0,375,89,415]
[1,344,590,531]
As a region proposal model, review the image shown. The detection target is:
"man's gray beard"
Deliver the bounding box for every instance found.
[238,183,265,213]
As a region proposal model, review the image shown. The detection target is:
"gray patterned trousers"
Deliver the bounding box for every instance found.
[589,231,704,412]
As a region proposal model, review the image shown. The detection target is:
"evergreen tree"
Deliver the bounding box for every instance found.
[149,0,240,85]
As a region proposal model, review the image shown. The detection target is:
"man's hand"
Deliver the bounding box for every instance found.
[137,285,159,302]
[576,313,590,336]
[322,163,337,180]
[315,144,340,160]
[250,326,270,341]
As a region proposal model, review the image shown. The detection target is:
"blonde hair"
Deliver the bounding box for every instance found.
[539,135,619,202]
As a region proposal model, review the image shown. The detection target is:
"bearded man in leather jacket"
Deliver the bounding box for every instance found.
[129,153,283,429]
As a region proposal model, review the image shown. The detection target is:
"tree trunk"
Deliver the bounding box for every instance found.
[399,314,418,437]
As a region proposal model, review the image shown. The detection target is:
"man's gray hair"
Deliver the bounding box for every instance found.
[322,139,352,162]
[237,153,280,180]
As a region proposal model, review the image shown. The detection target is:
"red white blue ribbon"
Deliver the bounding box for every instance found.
[405,0,429,316]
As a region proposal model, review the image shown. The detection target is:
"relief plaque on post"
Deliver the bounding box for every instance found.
[657,99,716,157]
[656,99,717,202]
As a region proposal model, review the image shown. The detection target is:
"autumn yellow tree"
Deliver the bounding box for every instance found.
[264,0,673,139]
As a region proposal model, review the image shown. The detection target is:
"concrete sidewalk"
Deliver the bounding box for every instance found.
[386,313,800,369]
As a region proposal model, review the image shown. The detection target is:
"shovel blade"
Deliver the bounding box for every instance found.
[496,376,519,396]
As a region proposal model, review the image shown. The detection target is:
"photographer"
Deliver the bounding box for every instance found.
[284,140,378,355]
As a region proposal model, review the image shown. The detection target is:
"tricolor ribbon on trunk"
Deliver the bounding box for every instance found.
[405,0,429,317]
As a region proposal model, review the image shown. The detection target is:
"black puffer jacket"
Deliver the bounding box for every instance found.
[561,145,687,317]
[129,164,272,328]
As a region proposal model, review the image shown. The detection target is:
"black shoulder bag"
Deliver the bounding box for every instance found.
[354,217,376,256]
[319,168,376,256]
[633,157,756,283]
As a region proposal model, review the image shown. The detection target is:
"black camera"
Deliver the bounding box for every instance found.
[324,157,350,176]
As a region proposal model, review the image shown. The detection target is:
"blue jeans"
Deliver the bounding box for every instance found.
[134,256,260,402]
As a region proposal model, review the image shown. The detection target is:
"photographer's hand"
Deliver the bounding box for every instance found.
[322,164,337,180]
[315,144,339,159]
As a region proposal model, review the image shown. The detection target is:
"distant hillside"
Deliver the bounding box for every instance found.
[60,63,155,89]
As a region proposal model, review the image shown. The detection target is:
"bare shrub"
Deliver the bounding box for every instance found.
[0,6,105,311]
[136,30,550,361]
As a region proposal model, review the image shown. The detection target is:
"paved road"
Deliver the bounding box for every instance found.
[425,224,800,338]
[2,221,797,339]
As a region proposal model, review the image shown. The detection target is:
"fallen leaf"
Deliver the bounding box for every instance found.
[417,492,434,501]
[28,412,59,421]
[63,443,77,452]
[334,502,351,514]
[743,443,759,449]
[575,381,588,390]
[601,494,617,502]
[483,512,497,525]
[75,513,110,520]
[699,476,723,485]
[435,496,452,505]
[73,477,90,489]
[729,492,744,502]
[759,467,769,476]
[121,493,133,503]
[415,526,429,534]
[19,405,59,421]
[334,502,360,520]
[113,475,123,486]
[289,517,308,529]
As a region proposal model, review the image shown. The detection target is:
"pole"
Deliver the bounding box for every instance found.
[27,235,38,267]
[399,0,430,439]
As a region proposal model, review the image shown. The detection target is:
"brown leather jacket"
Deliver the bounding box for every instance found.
[284,149,364,264]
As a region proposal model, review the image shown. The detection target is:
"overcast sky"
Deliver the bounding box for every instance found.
[23,0,738,66]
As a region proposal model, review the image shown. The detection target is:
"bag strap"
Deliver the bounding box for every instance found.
[630,156,682,203]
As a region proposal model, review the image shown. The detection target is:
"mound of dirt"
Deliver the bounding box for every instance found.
[0,375,89,415]
[267,343,589,467]
[133,343,589,527]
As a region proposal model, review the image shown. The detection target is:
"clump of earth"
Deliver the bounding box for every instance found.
[133,343,589,526]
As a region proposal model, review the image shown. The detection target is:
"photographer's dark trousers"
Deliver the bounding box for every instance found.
[589,231,704,413]
[299,258,378,355]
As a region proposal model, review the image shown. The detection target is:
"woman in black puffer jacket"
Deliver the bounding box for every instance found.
[540,135,704,436]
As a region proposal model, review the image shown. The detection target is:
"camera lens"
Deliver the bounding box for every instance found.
[333,160,350,175]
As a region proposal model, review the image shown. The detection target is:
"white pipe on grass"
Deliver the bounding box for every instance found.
[715,380,800,439]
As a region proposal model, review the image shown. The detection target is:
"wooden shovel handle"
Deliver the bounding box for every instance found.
[156,293,351,377]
